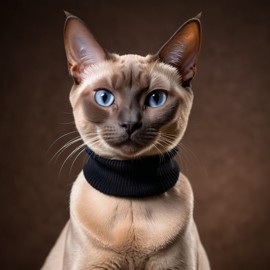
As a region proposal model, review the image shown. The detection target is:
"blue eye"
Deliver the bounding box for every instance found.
[95,89,115,107]
[146,90,167,107]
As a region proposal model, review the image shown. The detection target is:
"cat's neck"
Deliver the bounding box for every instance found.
[83,147,180,198]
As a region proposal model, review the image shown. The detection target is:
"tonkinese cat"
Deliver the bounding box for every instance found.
[41,12,211,270]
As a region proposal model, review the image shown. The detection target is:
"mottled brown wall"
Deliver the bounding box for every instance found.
[1,0,270,269]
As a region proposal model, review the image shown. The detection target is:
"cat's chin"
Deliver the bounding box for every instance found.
[115,140,145,158]
[106,138,155,159]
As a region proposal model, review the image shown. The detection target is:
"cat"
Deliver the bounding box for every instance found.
[41,11,210,270]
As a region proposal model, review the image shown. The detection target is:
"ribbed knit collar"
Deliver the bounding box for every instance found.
[83,147,180,198]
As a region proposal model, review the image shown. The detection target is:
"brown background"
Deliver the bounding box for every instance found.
[1,0,270,269]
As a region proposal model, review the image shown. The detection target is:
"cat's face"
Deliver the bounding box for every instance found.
[64,13,201,159]
[69,54,193,159]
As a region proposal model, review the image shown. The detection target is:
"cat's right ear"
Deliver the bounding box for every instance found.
[64,12,107,84]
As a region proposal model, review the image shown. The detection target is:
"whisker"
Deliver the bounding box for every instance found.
[161,133,178,140]
[176,145,189,173]
[158,136,175,148]
[178,142,209,178]
[50,136,82,163]
[59,143,86,176]
[153,140,167,163]
[179,142,199,164]
[46,130,78,154]
[58,121,75,125]
[152,142,163,158]
[178,143,194,170]
[69,145,87,175]
[68,136,101,175]
[52,131,101,164]
[155,132,179,163]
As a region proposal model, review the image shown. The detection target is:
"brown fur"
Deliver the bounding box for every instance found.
[41,12,210,269]
[71,54,193,159]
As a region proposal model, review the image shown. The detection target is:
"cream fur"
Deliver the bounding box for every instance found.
[42,17,210,266]
[41,54,211,269]
[42,172,210,269]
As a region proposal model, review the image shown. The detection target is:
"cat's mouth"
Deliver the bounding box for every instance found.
[105,130,157,156]
[99,126,159,157]
[116,137,145,156]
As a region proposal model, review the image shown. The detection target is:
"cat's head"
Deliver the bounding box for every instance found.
[63,12,201,159]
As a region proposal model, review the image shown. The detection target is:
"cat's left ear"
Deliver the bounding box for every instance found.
[64,12,107,84]
[157,14,202,87]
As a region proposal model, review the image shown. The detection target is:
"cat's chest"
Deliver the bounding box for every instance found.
[70,172,192,255]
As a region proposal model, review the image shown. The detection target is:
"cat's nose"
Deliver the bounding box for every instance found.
[120,121,142,136]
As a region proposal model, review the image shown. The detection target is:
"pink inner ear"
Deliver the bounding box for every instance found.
[64,15,107,83]
[68,62,82,84]
[158,19,201,85]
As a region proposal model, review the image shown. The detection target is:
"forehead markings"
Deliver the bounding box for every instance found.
[110,73,120,90]
[107,57,157,100]
[129,64,133,90]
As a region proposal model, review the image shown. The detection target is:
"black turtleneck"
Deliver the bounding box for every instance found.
[83,147,180,198]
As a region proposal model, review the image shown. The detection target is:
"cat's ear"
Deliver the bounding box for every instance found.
[64,12,107,84]
[158,14,202,87]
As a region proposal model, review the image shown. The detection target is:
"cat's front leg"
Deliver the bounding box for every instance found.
[41,222,70,270]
